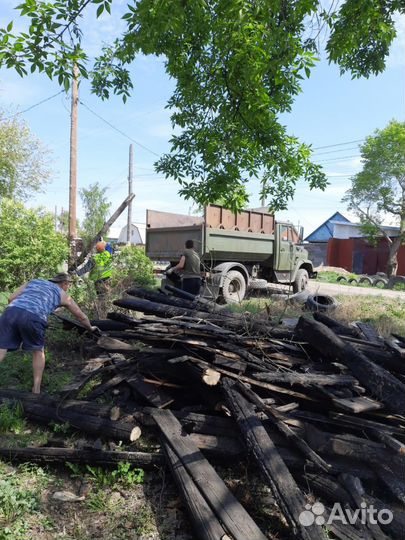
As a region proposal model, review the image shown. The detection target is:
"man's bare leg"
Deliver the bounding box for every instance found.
[0,349,7,362]
[32,349,45,394]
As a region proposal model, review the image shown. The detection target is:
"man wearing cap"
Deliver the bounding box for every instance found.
[0,273,97,394]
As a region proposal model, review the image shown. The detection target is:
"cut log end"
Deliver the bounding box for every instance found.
[130,426,142,442]
[202,368,221,386]
[110,406,121,421]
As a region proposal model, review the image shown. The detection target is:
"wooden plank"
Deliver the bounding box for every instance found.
[163,443,230,540]
[355,322,384,344]
[252,372,358,387]
[236,382,331,472]
[169,355,316,401]
[331,396,383,414]
[151,408,268,540]
[126,373,175,408]
[329,412,405,435]
[295,317,405,415]
[0,446,162,468]
[86,372,129,399]
[222,379,327,540]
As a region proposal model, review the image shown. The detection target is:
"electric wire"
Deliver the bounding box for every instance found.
[4,90,65,119]
[79,99,161,157]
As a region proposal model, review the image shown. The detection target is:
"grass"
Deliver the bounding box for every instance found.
[0,402,27,435]
[233,293,405,337]
[0,461,51,540]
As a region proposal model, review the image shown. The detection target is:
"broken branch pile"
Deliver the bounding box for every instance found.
[2,288,404,540]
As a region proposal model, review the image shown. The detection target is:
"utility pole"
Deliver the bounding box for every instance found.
[127,144,134,245]
[69,63,79,244]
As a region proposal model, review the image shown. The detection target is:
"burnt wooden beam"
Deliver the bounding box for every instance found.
[11,400,141,442]
[0,446,162,468]
[295,316,405,415]
[169,355,316,402]
[235,382,331,473]
[151,408,268,540]
[163,443,230,540]
[126,373,175,408]
[251,372,358,387]
[127,286,210,312]
[222,379,327,540]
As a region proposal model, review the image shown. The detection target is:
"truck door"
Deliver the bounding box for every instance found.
[275,224,293,272]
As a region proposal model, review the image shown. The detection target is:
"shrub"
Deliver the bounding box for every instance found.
[0,199,68,290]
[111,246,154,287]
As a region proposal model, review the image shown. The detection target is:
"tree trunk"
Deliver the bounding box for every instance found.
[386,236,402,277]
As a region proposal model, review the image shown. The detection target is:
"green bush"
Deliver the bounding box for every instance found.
[0,199,69,290]
[68,277,99,318]
[112,246,154,287]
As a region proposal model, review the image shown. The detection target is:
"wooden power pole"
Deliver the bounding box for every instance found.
[69,64,79,242]
[127,144,134,245]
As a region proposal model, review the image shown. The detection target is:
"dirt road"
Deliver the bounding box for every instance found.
[307,280,405,300]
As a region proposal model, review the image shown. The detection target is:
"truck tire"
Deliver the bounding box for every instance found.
[359,276,373,286]
[222,270,246,303]
[373,277,388,288]
[336,275,348,283]
[305,294,338,312]
[293,269,309,293]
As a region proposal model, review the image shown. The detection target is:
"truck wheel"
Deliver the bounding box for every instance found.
[293,269,309,293]
[222,270,246,303]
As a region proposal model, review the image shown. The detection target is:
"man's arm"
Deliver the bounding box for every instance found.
[8,283,27,303]
[169,255,186,273]
[60,292,95,331]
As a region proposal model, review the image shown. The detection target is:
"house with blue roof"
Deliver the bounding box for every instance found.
[303,212,352,267]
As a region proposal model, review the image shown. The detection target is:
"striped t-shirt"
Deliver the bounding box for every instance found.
[10,279,62,321]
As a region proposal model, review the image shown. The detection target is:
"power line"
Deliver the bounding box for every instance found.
[314,154,360,164]
[4,90,65,119]
[79,99,160,157]
[313,146,360,156]
[313,139,364,151]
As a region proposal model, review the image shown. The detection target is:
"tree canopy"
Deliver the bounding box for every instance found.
[0,110,51,200]
[0,199,69,289]
[79,182,111,248]
[0,0,402,210]
[343,120,405,276]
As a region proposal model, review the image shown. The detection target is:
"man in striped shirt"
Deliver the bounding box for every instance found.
[0,273,96,393]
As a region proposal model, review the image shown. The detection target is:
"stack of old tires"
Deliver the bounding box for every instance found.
[336,272,388,288]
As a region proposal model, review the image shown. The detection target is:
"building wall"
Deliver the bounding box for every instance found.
[327,238,405,274]
[304,243,328,267]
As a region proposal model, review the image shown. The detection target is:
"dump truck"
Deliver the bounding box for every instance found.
[145,205,316,303]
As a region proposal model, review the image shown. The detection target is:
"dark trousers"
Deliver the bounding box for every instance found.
[182,278,202,296]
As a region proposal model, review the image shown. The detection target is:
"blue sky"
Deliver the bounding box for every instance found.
[0,1,404,237]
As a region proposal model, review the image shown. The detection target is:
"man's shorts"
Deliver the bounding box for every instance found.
[0,306,47,351]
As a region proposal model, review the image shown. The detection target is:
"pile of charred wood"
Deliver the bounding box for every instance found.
[1,286,404,540]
